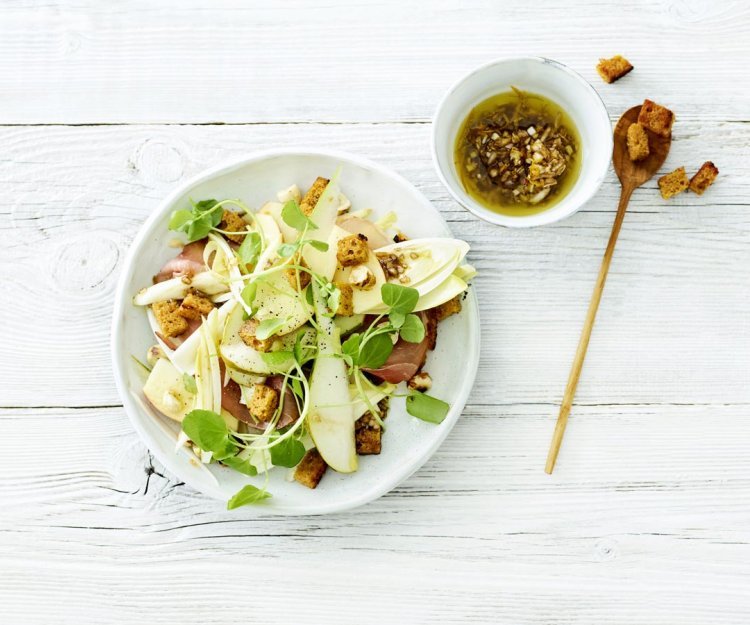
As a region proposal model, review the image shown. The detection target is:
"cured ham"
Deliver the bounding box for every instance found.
[337,216,391,250]
[363,310,438,383]
[154,239,208,283]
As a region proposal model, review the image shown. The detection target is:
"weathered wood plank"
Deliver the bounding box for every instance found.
[1,0,749,123]
[1,122,747,408]
[1,404,749,624]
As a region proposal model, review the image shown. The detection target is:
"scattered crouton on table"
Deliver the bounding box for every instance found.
[689,161,719,195]
[596,55,633,83]
[658,167,690,199]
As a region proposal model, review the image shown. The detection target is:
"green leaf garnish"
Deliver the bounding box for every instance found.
[281,199,318,231]
[259,350,294,369]
[221,455,258,476]
[226,484,272,509]
[269,436,306,468]
[277,242,300,258]
[240,282,257,311]
[306,239,329,252]
[389,311,405,329]
[237,231,261,267]
[168,209,193,231]
[182,409,236,460]
[341,333,361,366]
[169,199,222,242]
[255,317,286,340]
[182,372,198,394]
[381,283,419,315]
[358,332,394,369]
[405,392,450,424]
[399,314,425,343]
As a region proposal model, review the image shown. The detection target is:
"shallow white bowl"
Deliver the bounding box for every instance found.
[432,57,612,228]
[111,149,480,515]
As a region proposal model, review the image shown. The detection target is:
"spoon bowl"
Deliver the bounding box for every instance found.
[613,105,672,190]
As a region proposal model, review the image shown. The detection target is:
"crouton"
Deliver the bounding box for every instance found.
[300,177,329,216]
[285,260,311,290]
[152,300,189,338]
[408,371,432,392]
[218,209,248,244]
[435,296,462,322]
[393,232,409,243]
[626,123,650,162]
[238,318,274,352]
[335,282,354,316]
[337,233,369,267]
[355,398,389,456]
[638,99,674,138]
[355,412,382,455]
[248,384,279,422]
[294,448,327,489]
[596,55,634,84]
[689,161,719,195]
[178,290,215,320]
[658,167,690,199]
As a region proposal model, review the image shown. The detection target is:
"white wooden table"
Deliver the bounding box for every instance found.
[2,1,749,623]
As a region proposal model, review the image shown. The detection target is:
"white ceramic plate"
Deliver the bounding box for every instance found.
[111,149,480,515]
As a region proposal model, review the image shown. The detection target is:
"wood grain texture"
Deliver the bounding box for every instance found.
[0,0,749,124]
[1,122,748,408]
[1,0,750,622]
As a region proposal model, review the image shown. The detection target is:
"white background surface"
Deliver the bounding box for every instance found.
[1,1,749,623]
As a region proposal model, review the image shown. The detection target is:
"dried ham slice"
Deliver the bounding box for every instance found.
[363,310,438,383]
[154,239,208,283]
[337,216,391,250]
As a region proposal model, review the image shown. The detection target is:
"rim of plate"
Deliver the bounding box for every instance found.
[111,148,481,515]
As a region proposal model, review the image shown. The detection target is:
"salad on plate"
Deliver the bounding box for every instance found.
[133,171,475,508]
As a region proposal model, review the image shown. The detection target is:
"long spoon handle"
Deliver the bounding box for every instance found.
[545,184,635,474]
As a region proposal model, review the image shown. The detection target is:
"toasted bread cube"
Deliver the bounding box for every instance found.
[596,55,634,84]
[408,371,433,392]
[238,318,274,352]
[294,448,327,488]
[689,161,719,195]
[393,232,409,243]
[178,290,214,320]
[219,209,248,244]
[248,384,279,422]
[300,177,329,216]
[626,123,650,161]
[638,99,674,138]
[337,233,369,267]
[335,282,354,316]
[285,258,311,290]
[152,300,189,338]
[658,167,690,199]
[355,412,382,455]
[435,295,462,322]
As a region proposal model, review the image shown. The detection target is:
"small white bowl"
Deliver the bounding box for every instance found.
[432,57,612,228]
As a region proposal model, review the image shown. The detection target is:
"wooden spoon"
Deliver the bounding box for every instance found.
[544,105,672,474]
